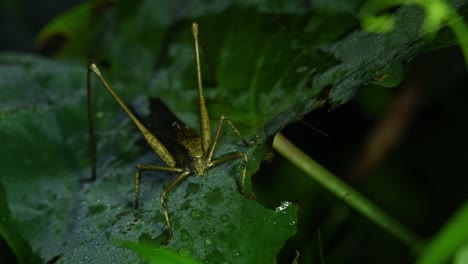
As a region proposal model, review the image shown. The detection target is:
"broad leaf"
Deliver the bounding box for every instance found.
[1,0,468,263]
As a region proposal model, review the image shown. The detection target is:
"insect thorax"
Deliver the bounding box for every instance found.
[191,156,209,176]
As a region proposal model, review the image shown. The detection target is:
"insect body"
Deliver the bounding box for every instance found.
[87,23,251,243]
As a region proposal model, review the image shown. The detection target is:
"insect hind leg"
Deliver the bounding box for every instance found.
[134,164,183,209]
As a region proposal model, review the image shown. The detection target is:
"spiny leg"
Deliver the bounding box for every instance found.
[134,164,184,209]
[88,64,177,168]
[210,152,248,194]
[207,115,252,162]
[161,171,191,244]
[83,64,98,182]
[192,22,211,153]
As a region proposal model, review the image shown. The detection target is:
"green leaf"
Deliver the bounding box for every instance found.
[0,181,40,264]
[417,202,468,264]
[2,0,468,263]
[454,243,468,264]
[36,1,110,58]
[119,240,201,264]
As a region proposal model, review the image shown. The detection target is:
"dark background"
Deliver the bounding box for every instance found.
[0,1,84,52]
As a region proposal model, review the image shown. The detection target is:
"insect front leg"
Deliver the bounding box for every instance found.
[160,171,191,244]
[210,152,249,195]
[207,115,253,162]
[134,164,184,210]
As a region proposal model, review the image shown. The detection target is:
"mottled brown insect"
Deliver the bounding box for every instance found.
[87,23,250,243]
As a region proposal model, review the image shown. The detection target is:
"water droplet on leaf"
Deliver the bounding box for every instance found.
[276,201,292,212]
[220,214,230,222]
[190,210,203,220]
[204,239,213,246]
[178,247,191,256]
[180,229,192,241]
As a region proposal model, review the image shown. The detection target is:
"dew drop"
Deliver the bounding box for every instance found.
[296,66,308,73]
[88,204,106,216]
[220,214,230,222]
[186,183,200,196]
[178,247,191,256]
[190,210,203,220]
[204,239,213,246]
[180,230,192,241]
[276,201,292,212]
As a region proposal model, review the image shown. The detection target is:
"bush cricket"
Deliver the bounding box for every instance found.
[86,22,252,243]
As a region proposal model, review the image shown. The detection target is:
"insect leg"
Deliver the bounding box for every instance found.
[192,22,211,153]
[134,164,184,210]
[83,64,97,182]
[160,171,191,244]
[210,152,248,194]
[207,115,251,162]
[88,64,177,169]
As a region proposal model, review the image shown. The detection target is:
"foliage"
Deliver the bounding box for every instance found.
[1,0,468,263]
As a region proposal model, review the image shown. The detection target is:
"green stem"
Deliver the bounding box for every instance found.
[273,133,424,254]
